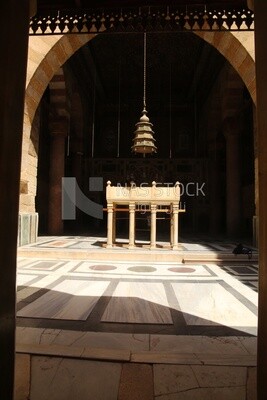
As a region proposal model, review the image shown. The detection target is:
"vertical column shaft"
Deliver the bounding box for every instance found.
[255,2,267,398]
[170,212,174,247]
[150,204,157,249]
[224,120,241,237]
[48,119,68,235]
[107,203,113,248]
[208,143,223,234]
[129,203,135,248]
[172,204,179,250]
[0,2,32,398]
[112,210,116,243]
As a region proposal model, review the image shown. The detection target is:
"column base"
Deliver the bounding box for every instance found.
[18,212,38,246]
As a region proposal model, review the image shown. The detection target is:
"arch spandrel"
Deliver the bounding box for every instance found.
[196,30,255,103]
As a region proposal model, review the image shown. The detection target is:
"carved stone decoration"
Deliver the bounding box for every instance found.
[105,180,185,249]
[29,5,254,35]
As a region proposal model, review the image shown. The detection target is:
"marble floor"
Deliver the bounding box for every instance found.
[15,237,258,400]
[16,237,258,336]
[15,349,257,400]
[22,235,258,253]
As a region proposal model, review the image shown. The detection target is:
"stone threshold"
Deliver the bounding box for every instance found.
[17,248,184,262]
[17,247,258,263]
[16,343,257,366]
[183,254,258,264]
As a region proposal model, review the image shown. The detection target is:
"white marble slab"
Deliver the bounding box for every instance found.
[30,357,122,400]
[17,279,110,320]
[171,282,257,328]
[150,335,250,355]
[17,258,36,267]
[17,274,39,286]
[182,243,212,251]
[207,264,258,305]
[16,327,150,351]
[101,282,172,324]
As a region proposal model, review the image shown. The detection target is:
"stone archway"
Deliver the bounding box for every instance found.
[20,29,256,243]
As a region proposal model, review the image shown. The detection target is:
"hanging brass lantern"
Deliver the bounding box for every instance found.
[132,107,157,155]
[131,32,157,157]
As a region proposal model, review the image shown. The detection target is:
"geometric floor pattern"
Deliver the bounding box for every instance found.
[15,237,258,400]
[24,235,258,253]
[17,253,258,337]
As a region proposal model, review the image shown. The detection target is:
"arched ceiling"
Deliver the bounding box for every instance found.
[66,32,226,111]
[64,31,232,158]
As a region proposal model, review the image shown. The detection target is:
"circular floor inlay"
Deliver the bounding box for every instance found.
[168,267,196,273]
[90,265,117,271]
[128,266,157,273]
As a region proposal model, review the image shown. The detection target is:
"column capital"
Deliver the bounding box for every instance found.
[172,203,179,213]
[129,203,135,211]
[107,202,113,211]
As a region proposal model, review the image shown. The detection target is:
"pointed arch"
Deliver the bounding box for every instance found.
[20,30,256,213]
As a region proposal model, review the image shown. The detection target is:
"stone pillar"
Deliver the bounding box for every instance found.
[48,118,68,235]
[209,160,222,234]
[208,142,223,235]
[129,203,135,249]
[112,210,116,243]
[170,212,174,247]
[253,105,259,246]
[172,204,179,250]
[71,141,83,231]
[223,117,241,237]
[150,204,157,249]
[106,202,113,248]
[0,2,33,398]
[254,2,267,398]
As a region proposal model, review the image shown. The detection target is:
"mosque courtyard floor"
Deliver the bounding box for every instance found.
[15,236,258,400]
